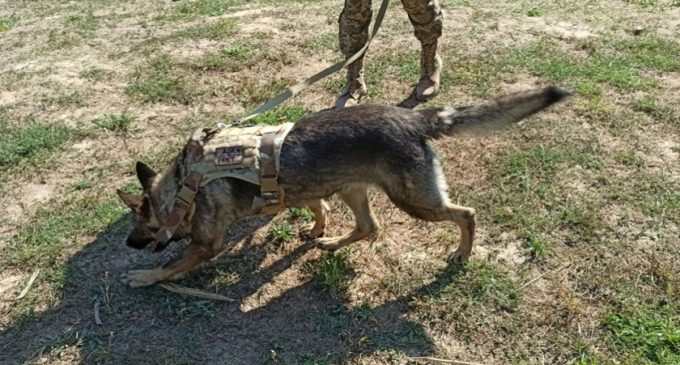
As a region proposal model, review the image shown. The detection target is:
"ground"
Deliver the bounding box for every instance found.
[1,0,679,364]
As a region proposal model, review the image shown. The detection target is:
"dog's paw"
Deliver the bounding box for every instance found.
[314,236,346,251]
[301,223,325,239]
[122,270,161,288]
[448,249,471,265]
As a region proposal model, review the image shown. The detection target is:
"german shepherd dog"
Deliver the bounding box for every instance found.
[117,87,569,287]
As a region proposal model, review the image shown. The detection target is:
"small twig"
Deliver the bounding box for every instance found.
[520,263,571,289]
[16,269,40,300]
[158,283,237,302]
[408,356,487,365]
[94,299,103,325]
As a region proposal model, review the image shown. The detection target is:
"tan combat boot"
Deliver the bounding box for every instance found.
[399,41,441,109]
[416,41,441,100]
[335,61,368,109]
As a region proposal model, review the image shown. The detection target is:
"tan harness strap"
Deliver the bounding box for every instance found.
[258,131,284,213]
[152,149,204,251]
[151,123,292,250]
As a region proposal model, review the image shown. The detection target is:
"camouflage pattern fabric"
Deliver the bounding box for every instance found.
[337,0,443,104]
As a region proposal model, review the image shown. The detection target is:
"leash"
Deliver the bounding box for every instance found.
[149,1,391,252]
[232,0,390,125]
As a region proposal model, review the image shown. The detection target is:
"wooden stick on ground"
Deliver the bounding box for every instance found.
[408,356,487,365]
[520,263,572,290]
[158,283,237,302]
[16,269,40,300]
[94,299,103,325]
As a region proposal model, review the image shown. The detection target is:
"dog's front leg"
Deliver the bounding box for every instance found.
[123,239,222,288]
[301,199,330,238]
[316,187,379,250]
[123,216,227,288]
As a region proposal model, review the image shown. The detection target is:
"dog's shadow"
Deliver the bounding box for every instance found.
[0,212,466,364]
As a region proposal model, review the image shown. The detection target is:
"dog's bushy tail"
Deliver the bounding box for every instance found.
[418,86,570,139]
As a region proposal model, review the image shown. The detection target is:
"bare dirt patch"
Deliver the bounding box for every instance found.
[4,183,54,222]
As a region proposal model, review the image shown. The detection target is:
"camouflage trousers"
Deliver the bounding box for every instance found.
[338,0,443,102]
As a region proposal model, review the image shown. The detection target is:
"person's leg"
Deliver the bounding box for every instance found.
[337,0,372,108]
[399,0,443,108]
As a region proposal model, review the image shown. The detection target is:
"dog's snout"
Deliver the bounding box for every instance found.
[126,236,153,250]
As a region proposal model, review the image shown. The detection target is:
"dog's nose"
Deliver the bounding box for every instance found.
[126,237,150,249]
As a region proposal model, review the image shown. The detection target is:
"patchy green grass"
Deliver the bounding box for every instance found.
[524,233,549,260]
[0,119,74,170]
[92,113,135,134]
[221,43,252,59]
[304,33,338,51]
[512,43,649,91]
[508,36,680,92]
[79,67,110,82]
[194,43,254,72]
[305,251,354,296]
[289,207,315,223]
[172,0,243,18]
[362,51,421,97]
[64,11,98,37]
[558,201,605,244]
[613,36,680,72]
[632,174,680,220]
[484,143,606,248]
[304,32,336,51]
[71,179,93,191]
[0,16,17,32]
[175,18,238,40]
[269,222,295,243]
[40,91,85,109]
[126,55,193,104]
[632,97,678,126]
[465,262,520,311]
[605,305,680,364]
[44,11,101,50]
[46,29,81,49]
[6,198,125,268]
[415,262,520,331]
[250,106,306,125]
[238,78,293,107]
[623,0,659,7]
[614,150,646,168]
[498,145,567,191]
[447,49,511,96]
[526,7,543,17]
[496,144,601,195]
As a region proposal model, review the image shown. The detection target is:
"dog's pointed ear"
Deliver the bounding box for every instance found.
[135,161,157,191]
[117,189,142,212]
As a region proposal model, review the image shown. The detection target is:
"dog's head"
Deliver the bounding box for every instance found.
[117,161,190,250]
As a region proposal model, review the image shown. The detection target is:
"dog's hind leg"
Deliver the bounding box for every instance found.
[301,199,330,238]
[385,145,476,263]
[401,202,475,264]
[316,186,379,251]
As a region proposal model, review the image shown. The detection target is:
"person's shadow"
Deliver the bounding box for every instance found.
[0,211,466,364]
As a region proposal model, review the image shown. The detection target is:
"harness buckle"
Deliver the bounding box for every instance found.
[261,191,280,205]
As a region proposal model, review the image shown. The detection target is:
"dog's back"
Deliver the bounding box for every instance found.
[279,86,569,202]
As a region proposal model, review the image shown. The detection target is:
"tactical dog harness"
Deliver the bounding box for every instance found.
[146,0,391,252]
[152,123,293,249]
